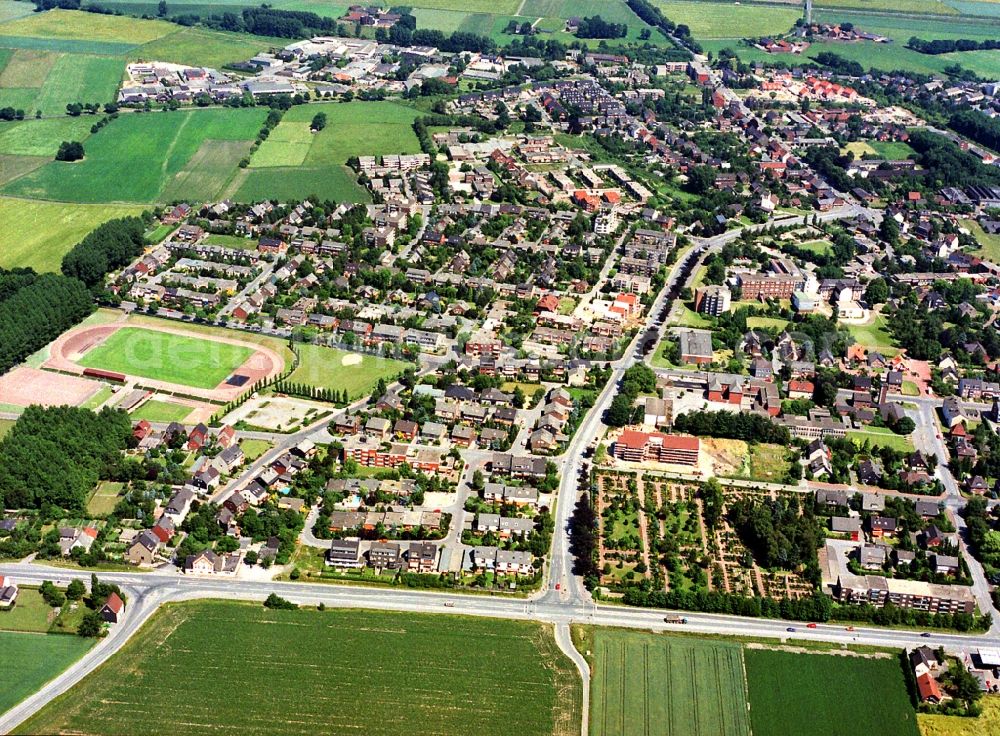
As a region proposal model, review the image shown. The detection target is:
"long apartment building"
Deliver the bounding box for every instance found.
[612,430,700,466]
[834,573,975,614]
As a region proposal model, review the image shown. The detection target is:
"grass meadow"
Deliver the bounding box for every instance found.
[2,107,266,203]
[651,0,801,38]
[285,343,409,399]
[745,649,918,736]
[86,480,124,516]
[129,399,194,423]
[76,327,254,388]
[586,629,751,736]
[0,630,92,715]
[0,197,145,272]
[14,601,582,736]
[0,116,96,156]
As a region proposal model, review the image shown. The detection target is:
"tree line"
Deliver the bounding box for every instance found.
[0,270,94,376]
[948,109,1000,155]
[908,37,1000,55]
[672,410,791,445]
[0,406,133,511]
[61,216,148,290]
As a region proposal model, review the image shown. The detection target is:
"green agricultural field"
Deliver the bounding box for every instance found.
[159,138,253,203]
[232,164,369,202]
[587,629,750,736]
[128,26,287,69]
[0,48,58,87]
[249,121,314,168]
[652,0,800,38]
[286,100,422,165]
[0,9,175,43]
[408,0,520,11]
[745,649,918,736]
[0,197,145,272]
[0,152,45,186]
[0,630,92,715]
[286,344,409,399]
[16,601,581,736]
[3,107,266,203]
[31,54,124,116]
[0,1,33,23]
[0,116,94,156]
[76,327,254,389]
[86,480,123,516]
[814,0,958,14]
[129,399,193,423]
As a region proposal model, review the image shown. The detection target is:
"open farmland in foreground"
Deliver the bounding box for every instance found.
[745,648,919,736]
[0,197,145,272]
[14,601,582,736]
[76,327,254,389]
[584,629,750,736]
[0,631,92,715]
[2,107,266,203]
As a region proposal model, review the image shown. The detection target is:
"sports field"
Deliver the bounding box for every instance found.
[76,327,254,389]
[587,630,750,736]
[3,107,266,203]
[745,649,918,736]
[15,601,582,736]
[0,631,92,715]
[0,197,145,272]
[285,344,409,399]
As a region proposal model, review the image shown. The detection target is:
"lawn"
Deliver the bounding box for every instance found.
[795,239,833,256]
[0,630,92,715]
[129,399,193,423]
[0,9,175,43]
[585,629,750,736]
[849,428,916,453]
[0,417,13,439]
[15,601,581,736]
[847,315,897,352]
[76,327,254,389]
[285,344,408,399]
[870,141,916,159]
[3,107,266,203]
[964,219,1000,264]
[0,197,146,272]
[240,438,272,461]
[745,649,918,736]
[86,481,123,516]
[745,315,790,330]
[79,384,113,409]
[203,233,255,249]
[0,588,55,633]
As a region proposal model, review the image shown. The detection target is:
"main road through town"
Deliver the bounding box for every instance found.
[0,205,959,736]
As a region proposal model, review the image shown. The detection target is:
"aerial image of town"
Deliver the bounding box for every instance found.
[0,0,999,732]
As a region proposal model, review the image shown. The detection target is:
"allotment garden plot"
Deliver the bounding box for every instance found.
[15,601,582,736]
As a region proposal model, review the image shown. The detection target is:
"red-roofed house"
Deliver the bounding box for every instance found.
[613,430,700,466]
[916,673,943,704]
[100,592,125,624]
[787,380,815,400]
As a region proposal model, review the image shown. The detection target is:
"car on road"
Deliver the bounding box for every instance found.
[443,602,454,607]
[845,626,855,632]
[786,627,796,632]
[921,632,932,637]
[806,623,817,628]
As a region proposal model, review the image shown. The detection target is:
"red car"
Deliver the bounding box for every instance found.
[806,623,818,629]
